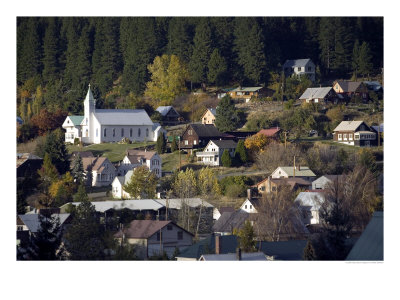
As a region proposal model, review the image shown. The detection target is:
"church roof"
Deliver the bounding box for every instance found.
[68,116,85,126]
[94,109,154,126]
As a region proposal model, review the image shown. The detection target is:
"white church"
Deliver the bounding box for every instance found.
[62,85,165,144]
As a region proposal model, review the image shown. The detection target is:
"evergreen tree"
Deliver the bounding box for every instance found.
[318,17,335,74]
[43,128,69,174]
[75,23,92,96]
[207,48,227,86]
[358,42,373,79]
[71,154,85,184]
[171,136,178,152]
[352,40,361,80]
[221,149,232,168]
[234,139,248,164]
[237,221,256,252]
[215,95,242,132]
[64,199,107,260]
[167,17,193,63]
[233,17,266,84]
[42,18,60,83]
[25,213,64,260]
[189,18,213,87]
[156,134,166,154]
[74,184,89,202]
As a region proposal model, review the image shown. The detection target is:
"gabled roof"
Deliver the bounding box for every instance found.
[126,149,157,161]
[283,58,313,68]
[218,207,235,214]
[346,212,383,261]
[294,191,325,210]
[17,153,42,168]
[18,213,71,233]
[186,124,225,138]
[275,166,316,177]
[258,127,281,137]
[67,115,85,126]
[82,156,113,173]
[209,139,237,149]
[208,108,217,116]
[62,199,164,213]
[333,120,367,132]
[299,87,333,100]
[156,106,179,117]
[256,177,312,189]
[230,86,264,92]
[363,81,383,92]
[156,198,214,209]
[334,80,363,93]
[371,124,384,133]
[213,210,250,233]
[93,109,153,126]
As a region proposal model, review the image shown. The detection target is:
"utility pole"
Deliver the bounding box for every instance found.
[178,136,181,170]
[293,155,296,178]
[284,131,287,149]
[378,125,380,147]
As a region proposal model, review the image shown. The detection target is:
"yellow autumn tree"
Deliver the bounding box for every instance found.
[244,133,270,154]
[145,54,189,107]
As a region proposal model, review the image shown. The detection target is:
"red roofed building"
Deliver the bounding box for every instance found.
[114,220,193,259]
[258,127,281,140]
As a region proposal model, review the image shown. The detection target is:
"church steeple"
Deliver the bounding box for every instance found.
[85,83,95,105]
[84,84,95,125]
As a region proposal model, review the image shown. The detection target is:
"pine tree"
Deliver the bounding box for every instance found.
[42,18,60,83]
[43,128,70,174]
[171,136,178,152]
[237,221,256,252]
[207,48,227,86]
[215,95,241,132]
[74,184,89,202]
[167,17,193,64]
[25,213,64,260]
[156,134,166,154]
[352,40,361,80]
[358,42,373,79]
[234,140,248,164]
[221,149,232,167]
[318,17,335,74]
[189,18,213,87]
[233,17,266,84]
[71,154,85,184]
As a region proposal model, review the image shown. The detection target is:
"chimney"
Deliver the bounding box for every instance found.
[247,188,252,200]
[236,248,242,261]
[215,235,221,254]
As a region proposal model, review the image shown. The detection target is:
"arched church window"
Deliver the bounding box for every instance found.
[86,129,88,137]
[113,128,115,137]
[138,128,141,137]
[130,128,132,137]
[121,128,124,137]
[104,128,107,137]
[146,128,149,137]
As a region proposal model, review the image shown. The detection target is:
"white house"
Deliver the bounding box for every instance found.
[271,166,316,181]
[294,191,325,225]
[239,198,258,214]
[196,139,237,166]
[112,170,134,199]
[82,156,116,187]
[62,85,164,144]
[283,58,316,81]
[117,149,162,178]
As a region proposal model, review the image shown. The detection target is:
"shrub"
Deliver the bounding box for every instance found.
[74,138,80,145]
[221,149,232,167]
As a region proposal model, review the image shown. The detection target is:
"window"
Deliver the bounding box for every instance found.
[85,129,88,137]
[17,226,23,231]
[188,130,192,135]
[338,134,342,140]
[146,128,149,137]
[177,231,183,240]
[245,92,250,95]
[167,225,173,231]
[355,134,360,140]
[298,67,301,71]
[194,140,197,145]
[308,67,312,71]
[121,128,124,137]
[104,128,107,137]
[138,128,141,137]
[204,118,206,122]
[260,186,265,191]
[130,128,132,137]
[113,128,115,137]
[343,134,347,140]
[245,205,247,209]
[250,205,253,209]
[349,134,353,140]
[272,186,277,192]
[67,120,70,124]
[184,140,188,145]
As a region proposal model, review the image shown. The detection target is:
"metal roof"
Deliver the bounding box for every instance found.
[346,212,383,261]
[333,120,365,132]
[230,86,264,92]
[156,198,214,209]
[156,106,174,116]
[65,199,164,213]
[93,109,154,126]
[294,191,325,210]
[299,87,333,100]
[275,166,316,177]
[67,115,84,126]
[18,213,70,233]
[208,108,217,116]
[200,252,268,261]
[283,58,313,68]
[209,139,237,149]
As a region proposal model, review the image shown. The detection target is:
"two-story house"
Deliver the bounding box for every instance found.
[333,80,369,101]
[196,139,237,166]
[114,220,193,259]
[82,156,116,187]
[283,58,316,81]
[201,108,217,125]
[180,124,227,152]
[155,106,181,126]
[333,121,378,147]
[117,149,162,178]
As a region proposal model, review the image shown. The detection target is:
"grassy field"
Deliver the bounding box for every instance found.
[67,142,155,163]
[160,151,191,172]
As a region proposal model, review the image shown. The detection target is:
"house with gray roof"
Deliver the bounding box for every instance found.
[333,80,369,101]
[201,107,217,125]
[117,149,162,178]
[294,191,326,225]
[156,106,181,125]
[196,139,237,166]
[312,175,344,190]
[199,250,269,261]
[227,86,274,103]
[333,120,378,147]
[82,156,116,187]
[299,87,337,103]
[62,85,164,144]
[283,58,315,81]
[271,166,316,180]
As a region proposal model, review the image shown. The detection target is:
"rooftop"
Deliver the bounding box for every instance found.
[299,87,333,100]
[283,58,313,68]
[93,109,154,126]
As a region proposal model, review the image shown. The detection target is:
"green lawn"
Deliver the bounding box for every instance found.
[160,151,190,172]
[67,142,155,163]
